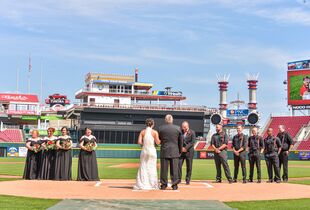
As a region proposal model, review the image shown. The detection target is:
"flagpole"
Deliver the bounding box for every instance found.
[28,53,31,94]
[40,59,43,104]
[16,64,19,93]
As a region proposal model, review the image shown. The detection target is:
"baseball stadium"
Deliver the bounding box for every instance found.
[1,1,310,210]
[0,67,309,210]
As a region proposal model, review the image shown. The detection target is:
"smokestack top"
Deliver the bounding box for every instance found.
[135,68,138,82]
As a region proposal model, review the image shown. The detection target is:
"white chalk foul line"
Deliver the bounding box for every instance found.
[94,181,102,187]
[163,190,180,193]
[132,190,151,192]
[203,183,214,188]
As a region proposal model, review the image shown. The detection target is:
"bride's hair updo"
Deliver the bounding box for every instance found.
[146,118,154,127]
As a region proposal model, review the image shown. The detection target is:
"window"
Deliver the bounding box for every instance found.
[129,132,135,144]
[122,131,129,144]
[90,98,96,106]
[16,104,28,111]
[110,131,116,144]
[116,131,122,143]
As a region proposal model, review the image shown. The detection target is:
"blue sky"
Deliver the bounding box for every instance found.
[0,0,310,125]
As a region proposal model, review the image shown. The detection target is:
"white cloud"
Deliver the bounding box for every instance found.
[62,51,141,65]
[254,7,310,26]
[139,48,207,64]
[213,0,310,26]
[214,43,291,70]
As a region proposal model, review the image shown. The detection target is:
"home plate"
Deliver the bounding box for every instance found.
[94,182,102,187]
[132,190,151,192]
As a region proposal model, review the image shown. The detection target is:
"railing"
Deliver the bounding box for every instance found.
[74,102,217,114]
[75,88,183,97]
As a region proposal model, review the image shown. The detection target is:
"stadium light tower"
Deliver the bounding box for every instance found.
[217,74,230,118]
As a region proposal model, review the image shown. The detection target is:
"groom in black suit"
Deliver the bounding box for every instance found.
[178,121,196,185]
[159,114,183,190]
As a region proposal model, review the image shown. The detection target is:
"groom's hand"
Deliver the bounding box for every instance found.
[182,147,187,153]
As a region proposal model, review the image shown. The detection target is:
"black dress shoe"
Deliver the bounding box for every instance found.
[215,180,222,183]
[242,180,247,184]
[283,179,288,183]
[276,180,281,183]
[172,185,178,190]
[257,180,261,183]
[233,179,237,183]
[267,180,273,183]
[248,179,253,183]
[160,185,167,190]
[228,180,234,184]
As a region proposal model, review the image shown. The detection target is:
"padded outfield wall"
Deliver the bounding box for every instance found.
[0,143,307,160]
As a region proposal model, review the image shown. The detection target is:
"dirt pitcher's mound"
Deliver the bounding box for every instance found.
[0,180,309,202]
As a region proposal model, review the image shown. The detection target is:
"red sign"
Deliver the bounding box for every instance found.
[199,152,207,159]
[7,110,38,115]
[0,94,39,103]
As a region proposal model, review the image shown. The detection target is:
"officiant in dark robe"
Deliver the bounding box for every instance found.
[178,121,196,185]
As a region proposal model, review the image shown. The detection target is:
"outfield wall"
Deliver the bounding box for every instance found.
[0,143,309,160]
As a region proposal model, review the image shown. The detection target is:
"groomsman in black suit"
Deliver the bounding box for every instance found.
[178,121,196,185]
[232,125,248,183]
[277,125,294,182]
[159,114,183,190]
[211,124,233,184]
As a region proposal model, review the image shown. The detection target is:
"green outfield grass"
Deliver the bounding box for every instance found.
[226,198,310,210]
[0,158,309,180]
[289,179,310,185]
[0,195,60,210]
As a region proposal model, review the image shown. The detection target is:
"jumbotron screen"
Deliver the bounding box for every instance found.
[287,59,310,106]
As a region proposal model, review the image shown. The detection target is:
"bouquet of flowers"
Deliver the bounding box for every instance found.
[45,140,56,150]
[84,142,96,152]
[32,143,42,153]
[62,139,72,150]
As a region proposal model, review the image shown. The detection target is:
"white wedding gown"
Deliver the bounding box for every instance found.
[133,127,159,190]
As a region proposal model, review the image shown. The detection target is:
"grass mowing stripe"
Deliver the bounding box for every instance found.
[226,198,310,210]
[0,158,309,180]
[0,195,60,210]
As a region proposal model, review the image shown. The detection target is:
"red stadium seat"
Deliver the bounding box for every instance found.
[195,141,207,150]
[297,139,310,151]
[0,129,24,143]
[262,116,310,139]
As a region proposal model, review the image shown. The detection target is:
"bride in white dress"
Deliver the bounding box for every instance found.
[134,118,161,190]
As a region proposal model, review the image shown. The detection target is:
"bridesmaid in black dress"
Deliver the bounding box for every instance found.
[39,127,57,180]
[23,130,43,180]
[54,127,72,181]
[77,128,100,181]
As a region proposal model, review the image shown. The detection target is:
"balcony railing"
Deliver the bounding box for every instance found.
[75,88,183,96]
[73,102,217,114]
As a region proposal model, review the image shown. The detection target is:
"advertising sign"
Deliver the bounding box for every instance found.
[0,94,39,103]
[7,147,19,157]
[298,151,310,160]
[18,147,28,157]
[227,109,249,118]
[288,59,310,70]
